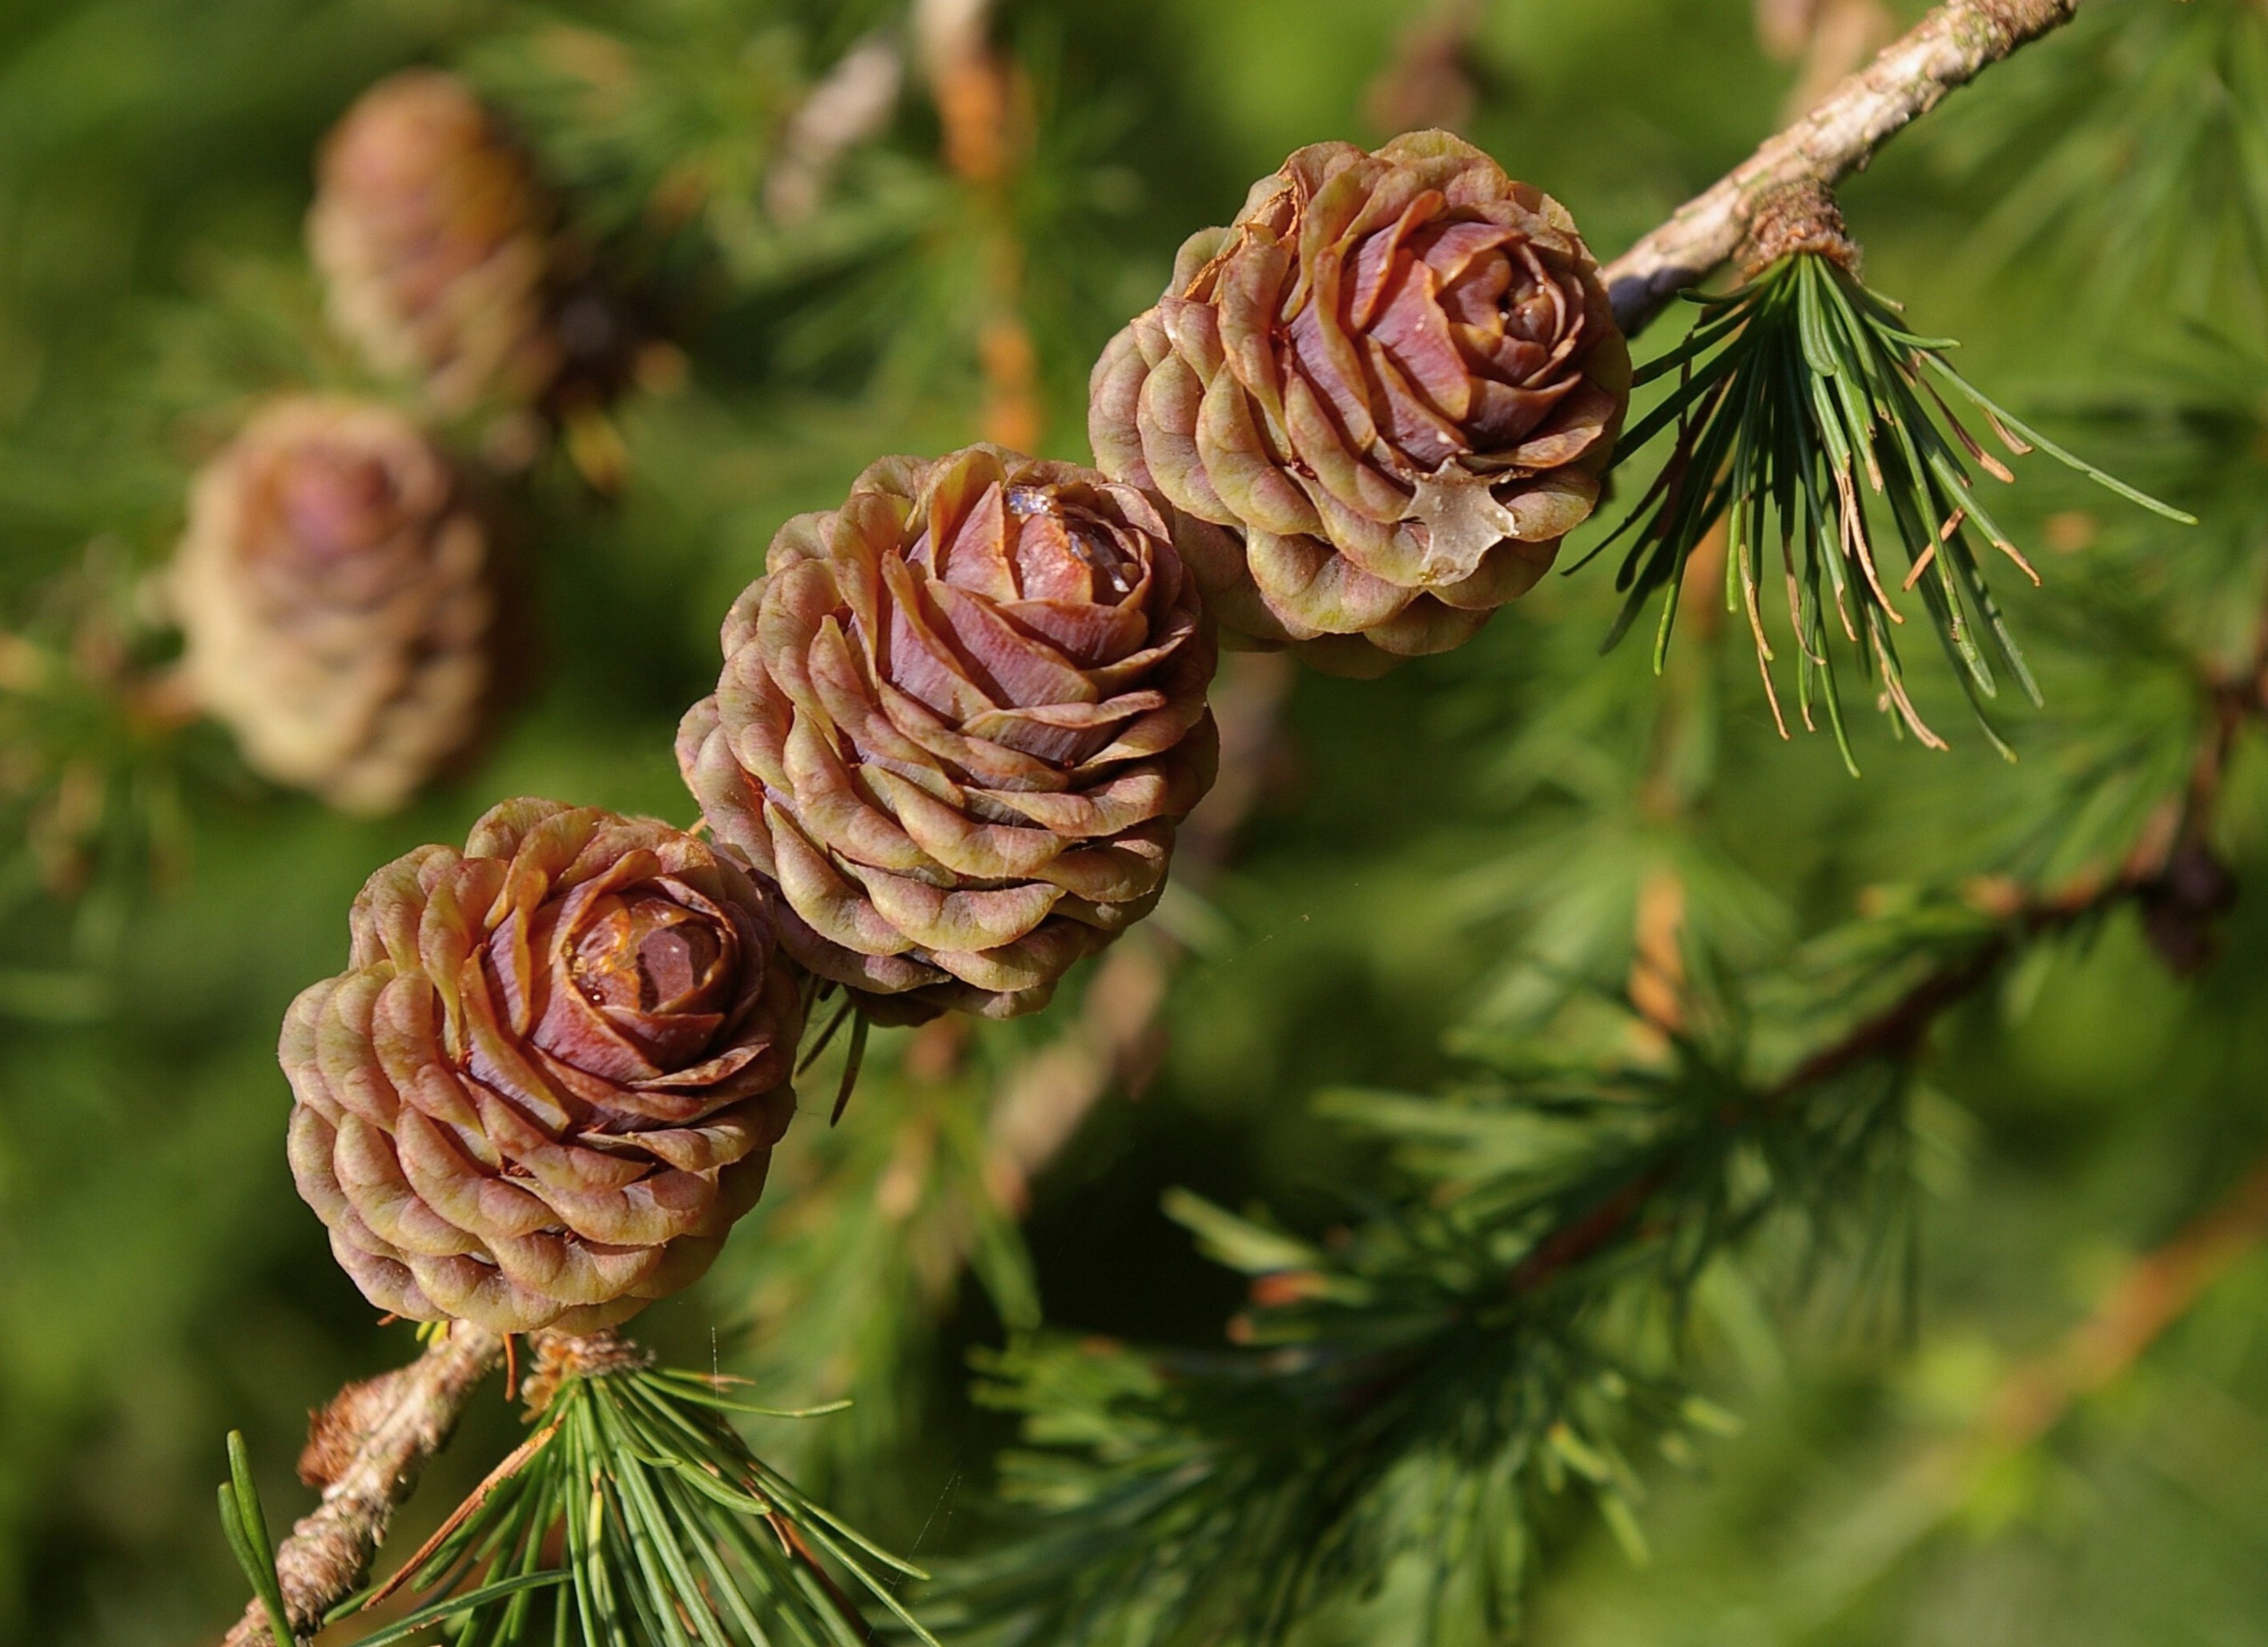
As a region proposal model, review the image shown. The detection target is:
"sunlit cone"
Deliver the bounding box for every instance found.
[1090,131,1630,674]
[172,397,499,815]
[310,69,562,416]
[678,445,1219,1022]
[283,799,806,1333]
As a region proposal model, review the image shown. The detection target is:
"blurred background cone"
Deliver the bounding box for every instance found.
[171,397,504,815]
[309,70,565,418]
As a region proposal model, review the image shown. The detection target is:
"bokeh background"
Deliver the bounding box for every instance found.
[3,1,2266,1643]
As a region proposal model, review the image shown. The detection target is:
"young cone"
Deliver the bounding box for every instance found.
[1090,130,1630,674]
[679,446,1219,1023]
[282,799,805,1333]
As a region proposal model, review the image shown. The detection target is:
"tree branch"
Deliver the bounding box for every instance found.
[1517,631,2266,1298]
[1990,1150,2268,1449]
[222,1323,504,1647]
[1605,0,2081,336]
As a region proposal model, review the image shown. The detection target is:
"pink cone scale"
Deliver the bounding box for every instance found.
[678,446,1220,1023]
[283,800,805,1334]
[1089,131,1631,675]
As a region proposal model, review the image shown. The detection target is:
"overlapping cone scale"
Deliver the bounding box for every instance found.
[172,396,500,815]
[1090,130,1630,674]
[309,69,562,417]
[283,799,805,1334]
[679,445,1220,1022]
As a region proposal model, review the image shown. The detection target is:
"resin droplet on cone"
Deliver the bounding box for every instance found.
[283,800,805,1334]
[679,445,1219,1022]
[172,397,500,815]
[1090,131,1629,675]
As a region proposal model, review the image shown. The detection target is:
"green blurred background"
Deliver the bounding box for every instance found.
[3,1,2266,1643]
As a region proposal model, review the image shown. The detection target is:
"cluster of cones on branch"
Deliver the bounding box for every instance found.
[275,53,1639,1331]
[287,116,1637,1311]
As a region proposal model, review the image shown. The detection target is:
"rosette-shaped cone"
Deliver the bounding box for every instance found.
[310,70,561,416]
[1091,131,1631,675]
[284,800,805,1333]
[679,447,1218,1022]
[173,397,499,815]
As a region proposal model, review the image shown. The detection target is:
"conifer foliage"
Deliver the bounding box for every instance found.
[2,2,2266,1645]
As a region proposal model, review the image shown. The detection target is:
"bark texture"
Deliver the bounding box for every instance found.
[223,1324,505,1647]
[1604,0,2082,334]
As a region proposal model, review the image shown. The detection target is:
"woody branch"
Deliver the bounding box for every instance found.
[1605,0,2082,335]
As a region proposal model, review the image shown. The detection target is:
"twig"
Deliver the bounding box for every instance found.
[1781,1142,2268,1618]
[764,35,905,226]
[1766,935,2013,1101]
[1511,1170,1670,1291]
[1518,598,2268,1295]
[1605,0,2082,336]
[222,1323,504,1646]
[1989,1150,2268,1449]
[915,0,1041,450]
[979,651,1293,1207]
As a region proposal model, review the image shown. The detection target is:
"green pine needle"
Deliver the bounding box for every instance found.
[217,1432,297,1647]
[348,1576,571,1647]
[333,1359,935,1647]
[797,992,856,1077]
[830,1010,871,1125]
[931,968,1932,1647]
[1932,0,2268,328]
[1589,252,2192,770]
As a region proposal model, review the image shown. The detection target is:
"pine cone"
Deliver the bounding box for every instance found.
[1090,131,1630,674]
[309,70,561,417]
[678,446,1218,1022]
[284,799,804,1334]
[172,397,499,815]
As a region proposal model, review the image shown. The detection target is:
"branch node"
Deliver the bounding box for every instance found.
[296,1367,410,1491]
[222,1323,502,1647]
[521,1328,653,1416]
[1739,179,1863,280]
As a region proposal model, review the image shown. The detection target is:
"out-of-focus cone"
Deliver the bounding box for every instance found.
[172,397,501,815]
[1362,0,1484,138]
[309,70,563,417]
